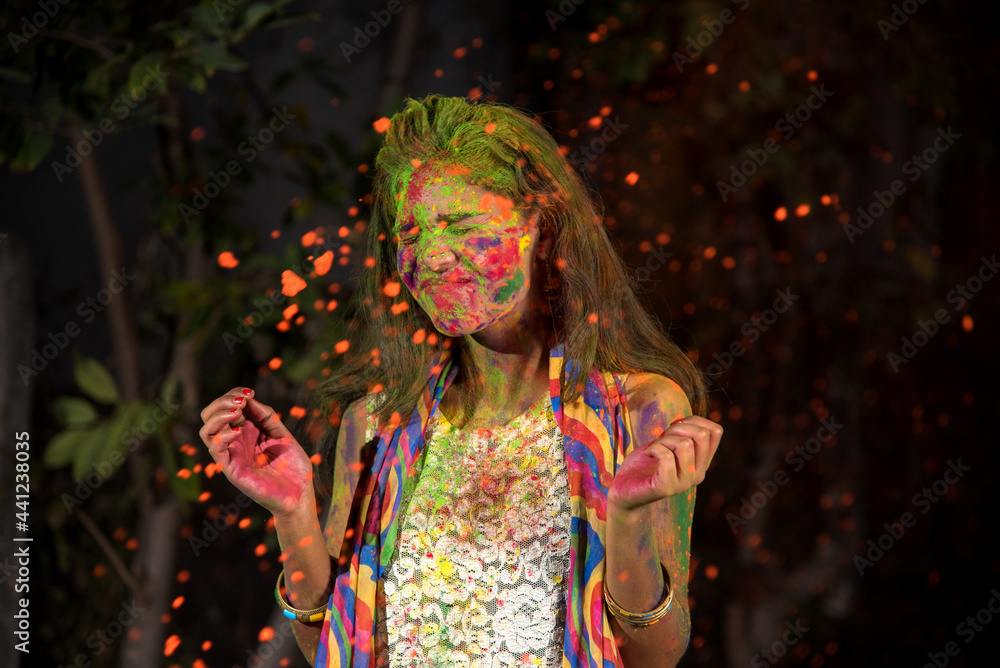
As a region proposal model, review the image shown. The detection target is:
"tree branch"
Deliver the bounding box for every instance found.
[75,507,140,593]
[37,28,116,60]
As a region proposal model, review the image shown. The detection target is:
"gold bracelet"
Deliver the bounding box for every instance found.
[604,562,674,627]
[274,570,328,623]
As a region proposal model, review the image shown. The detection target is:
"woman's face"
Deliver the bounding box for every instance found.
[394,162,544,337]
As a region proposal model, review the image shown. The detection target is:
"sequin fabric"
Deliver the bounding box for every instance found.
[370,391,572,667]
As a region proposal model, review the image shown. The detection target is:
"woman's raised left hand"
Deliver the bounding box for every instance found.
[607,415,723,512]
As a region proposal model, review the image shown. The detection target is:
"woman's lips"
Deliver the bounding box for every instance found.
[423,279,472,289]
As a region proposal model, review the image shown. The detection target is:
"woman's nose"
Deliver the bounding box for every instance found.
[422,243,457,272]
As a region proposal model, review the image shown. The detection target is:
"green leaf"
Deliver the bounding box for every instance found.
[128,51,169,99]
[52,396,99,428]
[243,3,275,32]
[72,423,113,480]
[169,58,208,93]
[8,130,54,173]
[189,1,228,37]
[73,356,121,405]
[188,42,247,76]
[89,402,147,481]
[44,430,88,468]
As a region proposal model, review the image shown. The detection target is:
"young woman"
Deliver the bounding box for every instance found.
[199,95,722,668]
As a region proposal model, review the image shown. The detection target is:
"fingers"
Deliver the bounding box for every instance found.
[198,387,255,464]
[199,387,253,424]
[242,396,292,440]
[665,416,722,478]
[646,435,697,484]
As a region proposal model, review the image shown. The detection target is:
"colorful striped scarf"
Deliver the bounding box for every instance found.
[317,342,639,668]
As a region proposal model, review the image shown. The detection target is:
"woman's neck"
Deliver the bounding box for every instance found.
[439,319,554,430]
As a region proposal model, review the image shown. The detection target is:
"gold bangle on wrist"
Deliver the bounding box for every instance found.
[605,562,674,628]
[274,570,328,623]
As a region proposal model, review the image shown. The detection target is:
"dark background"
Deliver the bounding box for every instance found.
[1,0,998,666]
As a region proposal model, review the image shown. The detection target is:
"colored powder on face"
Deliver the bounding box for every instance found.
[493,266,525,304]
[518,234,531,254]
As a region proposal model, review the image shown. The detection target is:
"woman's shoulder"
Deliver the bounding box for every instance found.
[620,371,690,415]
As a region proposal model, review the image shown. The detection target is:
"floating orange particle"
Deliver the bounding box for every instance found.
[383,281,401,297]
[484,123,496,134]
[283,304,299,320]
[301,230,317,247]
[962,315,973,332]
[820,194,832,205]
[314,250,333,276]
[453,46,467,58]
[172,596,185,609]
[587,116,602,130]
[588,313,598,324]
[201,640,212,651]
[335,340,350,354]
[258,627,275,642]
[774,207,788,221]
[738,80,750,92]
[281,270,307,297]
[194,660,206,668]
[164,635,181,656]
[268,357,282,370]
[373,117,390,133]
[411,158,422,169]
[176,468,191,479]
[217,252,239,269]
[289,405,306,419]
[310,453,322,465]
[239,518,251,529]
[624,172,639,185]
[254,543,267,557]
[705,63,718,75]
[198,491,211,502]
[176,570,190,583]
[413,328,426,345]
[795,204,810,217]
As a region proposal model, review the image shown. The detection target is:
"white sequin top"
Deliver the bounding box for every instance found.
[372,390,572,667]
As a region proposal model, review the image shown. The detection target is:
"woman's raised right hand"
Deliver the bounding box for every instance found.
[198,387,313,518]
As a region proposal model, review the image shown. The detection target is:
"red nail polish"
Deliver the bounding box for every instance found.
[232,425,241,432]
[242,388,253,396]
[234,397,244,404]
[229,408,238,413]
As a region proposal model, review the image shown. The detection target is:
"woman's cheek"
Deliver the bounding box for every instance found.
[478,237,520,281]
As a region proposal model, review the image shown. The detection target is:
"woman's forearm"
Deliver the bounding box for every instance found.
[604,502,691,668]
[273,498,334,666]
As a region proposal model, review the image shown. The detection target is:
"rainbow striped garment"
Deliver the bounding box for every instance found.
[316,341,686,667]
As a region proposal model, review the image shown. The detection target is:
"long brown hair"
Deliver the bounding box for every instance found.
[308,94,707,492]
